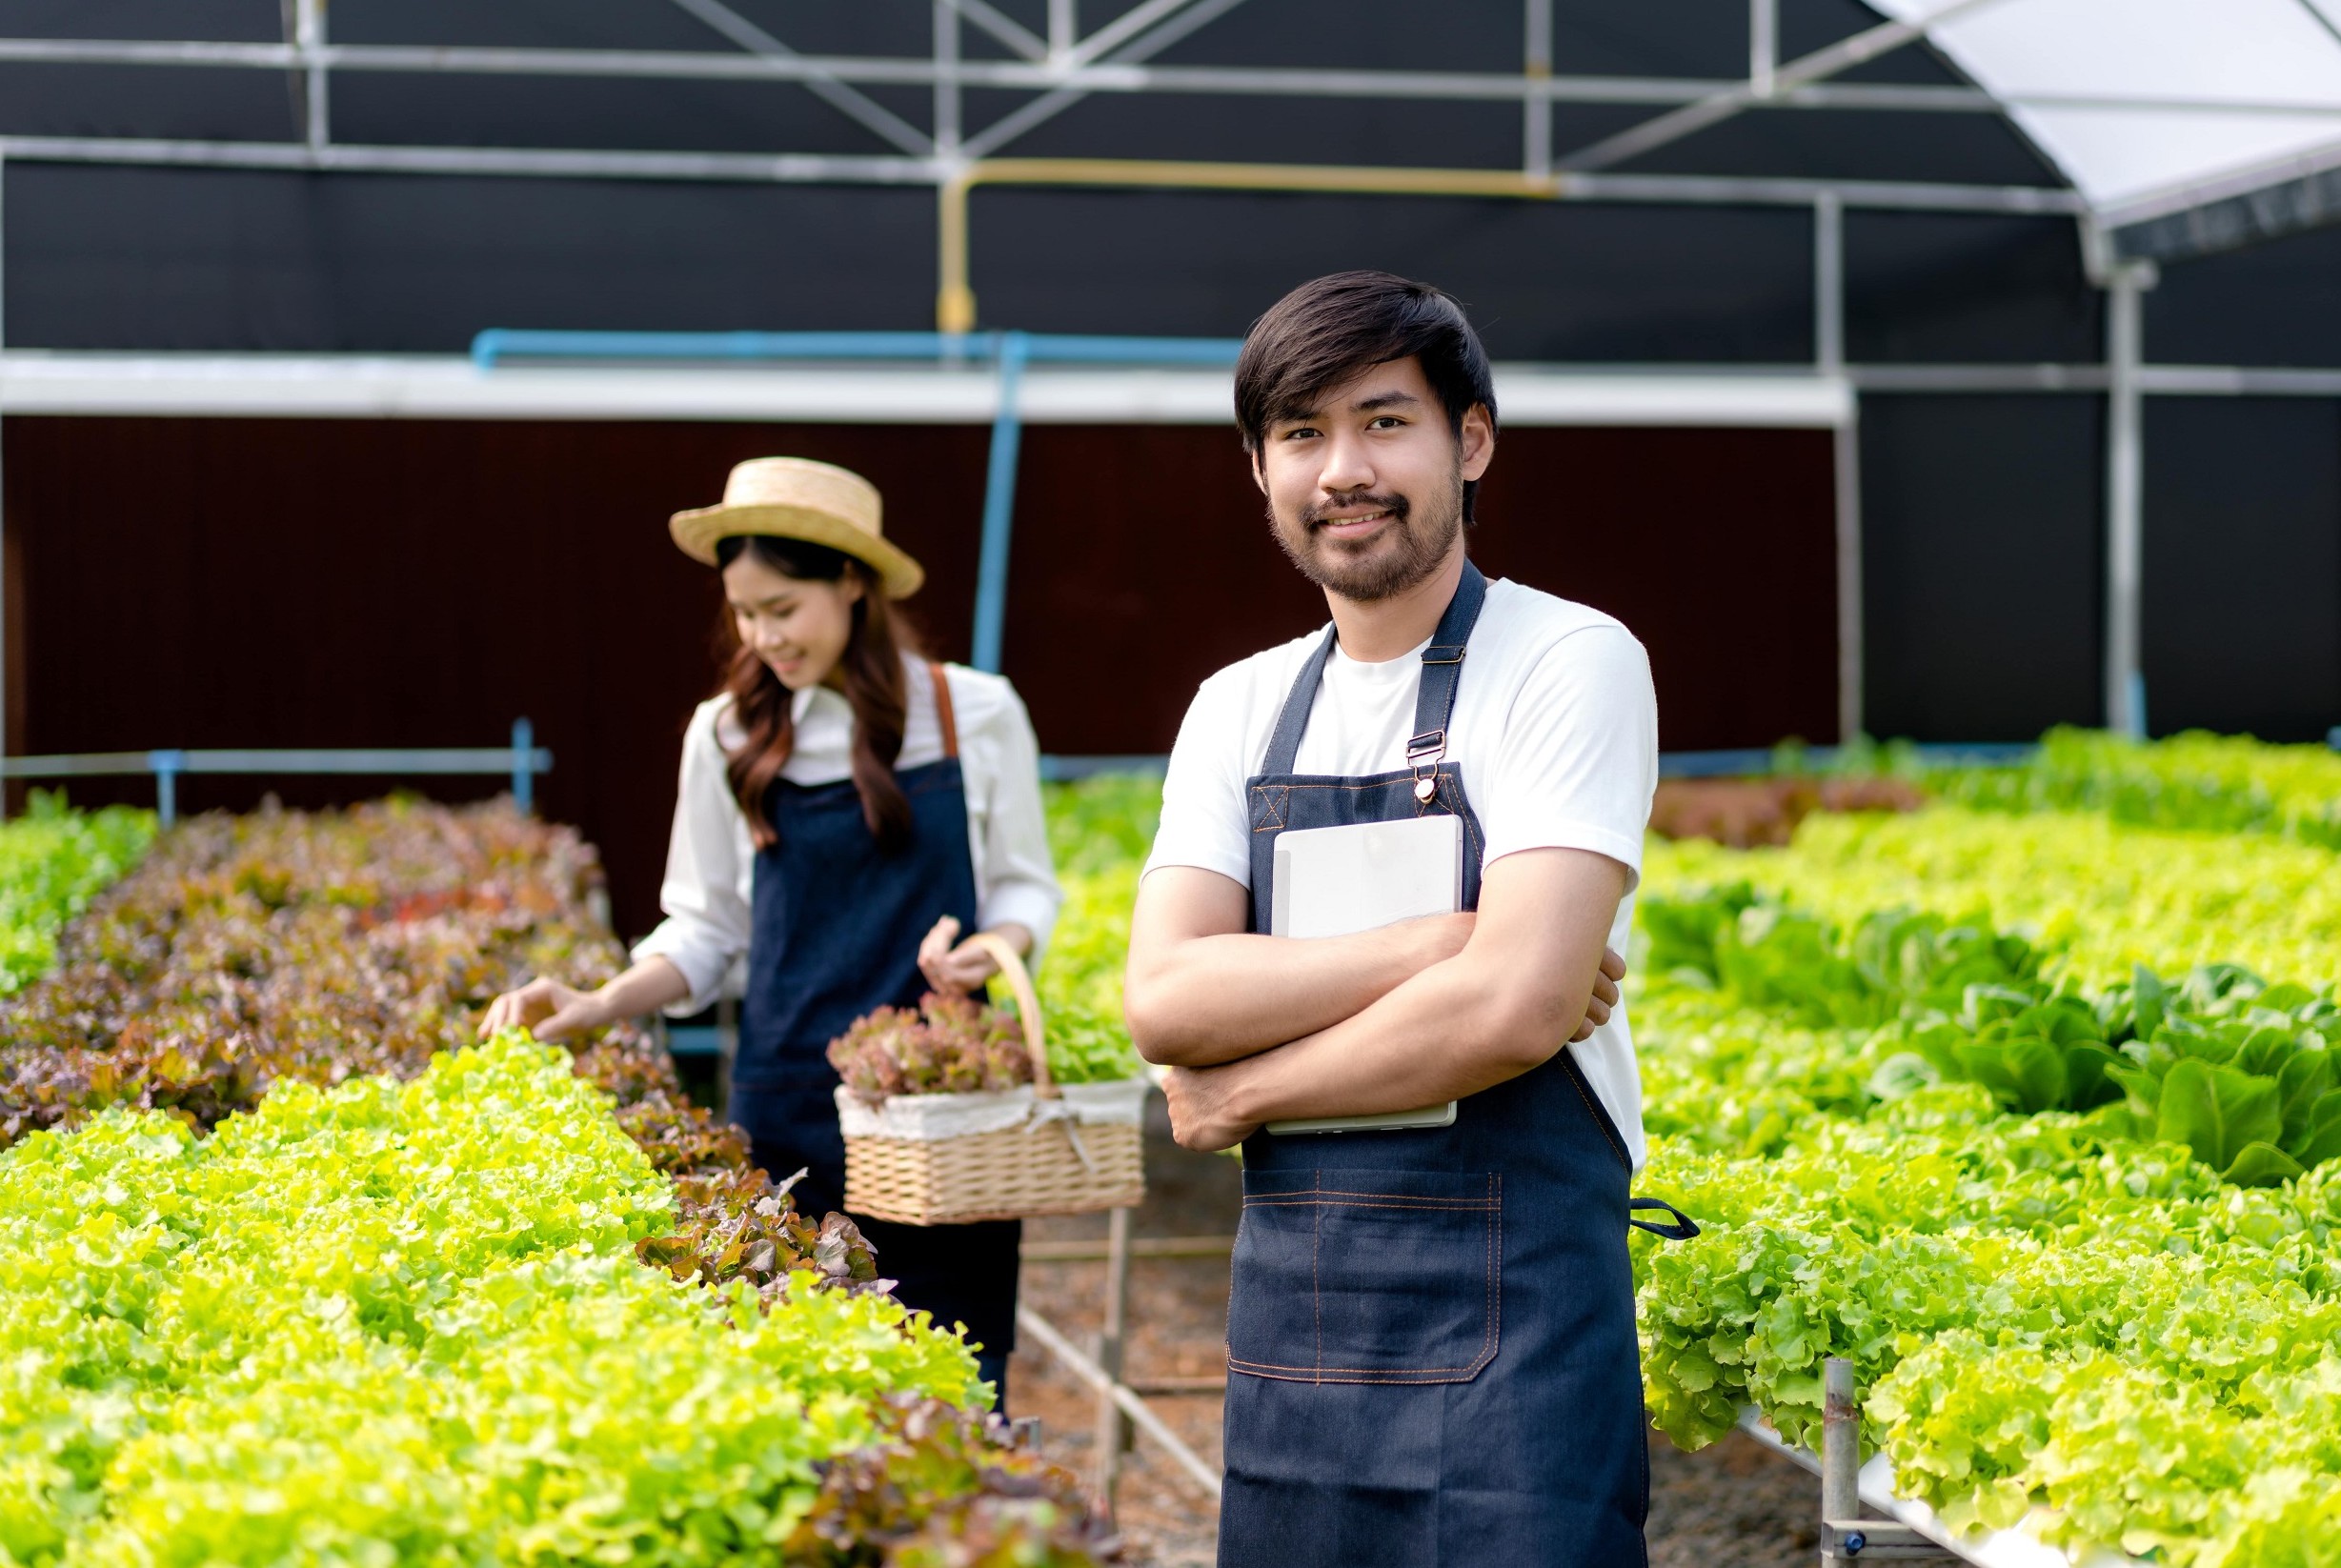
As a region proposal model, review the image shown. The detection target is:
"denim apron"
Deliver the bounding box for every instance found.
[1220,563,1686,1568]
[726,665,1020,1390]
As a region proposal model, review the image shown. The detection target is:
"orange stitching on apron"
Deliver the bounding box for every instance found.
[1244,1196,1495,1211]
[1247,771,1465,831]
[1226,1174,1502,1382]
[1227,1364,1503,1385]
[1261,1183,1495,1203]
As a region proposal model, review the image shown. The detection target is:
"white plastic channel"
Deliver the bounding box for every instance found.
[1734,1407,2148,1568]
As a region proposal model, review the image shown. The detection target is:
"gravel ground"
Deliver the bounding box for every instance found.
[1647,1430,1822,1568]
[1001,1105,1820,1566]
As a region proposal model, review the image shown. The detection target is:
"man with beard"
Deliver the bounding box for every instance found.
[1123,271,1679,1568]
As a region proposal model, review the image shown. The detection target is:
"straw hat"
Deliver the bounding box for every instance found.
[669,456,924,598]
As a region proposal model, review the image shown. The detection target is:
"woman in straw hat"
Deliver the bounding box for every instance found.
[483,456,1062,1405]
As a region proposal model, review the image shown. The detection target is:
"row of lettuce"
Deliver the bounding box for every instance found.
[1634,731,2341,1568]
[0,798,1111,1567]
[0,794,152,995]
[1054,735,2341,1566]
[10,728,2337,1566]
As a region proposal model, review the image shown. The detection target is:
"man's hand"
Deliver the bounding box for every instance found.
[1576,945,1626,1041]
[1161,1063,1260,1153]
[479,976,612,1041]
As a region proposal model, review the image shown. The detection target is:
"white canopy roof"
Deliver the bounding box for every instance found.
[1877,0,2341,228]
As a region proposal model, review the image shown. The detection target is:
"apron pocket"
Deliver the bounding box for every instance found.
[1227,1168,1501,1385]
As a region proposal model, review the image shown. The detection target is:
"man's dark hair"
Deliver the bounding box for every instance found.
[1234,271,1498,523]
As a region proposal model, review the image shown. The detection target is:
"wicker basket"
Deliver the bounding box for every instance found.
[836,932,1147,1226]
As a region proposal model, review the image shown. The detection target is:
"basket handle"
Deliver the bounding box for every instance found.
[966,929,1055,1099]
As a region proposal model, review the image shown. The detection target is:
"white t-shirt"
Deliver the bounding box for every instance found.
[632,657,1062,1016]
[1143,575,1659,1169]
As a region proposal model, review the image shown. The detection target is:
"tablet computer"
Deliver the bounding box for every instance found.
[1265,814,1463,1136]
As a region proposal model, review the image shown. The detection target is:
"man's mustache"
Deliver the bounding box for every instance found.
[1301,493,1412,532]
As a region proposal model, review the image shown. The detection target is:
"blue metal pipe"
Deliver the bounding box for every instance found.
[0,734,551,829]
[512,717,535,813]
[470,330,971,368]
[1016,333,1244,365]
[149,750,185,829]
[972,332,1030,674]
[1038,745,2055,781]
[469,327,1243,370]
[1656,741,2039,778]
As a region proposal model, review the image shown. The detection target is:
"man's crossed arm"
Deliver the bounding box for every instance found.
[1123,847,1629,1151]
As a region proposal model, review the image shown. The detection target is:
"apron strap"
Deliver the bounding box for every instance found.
[1627,1196,1701,1241]
[1259,559,1491,778]
[1405,560,1487,778]
[927,662,959,759]
[1260,629,1341,776]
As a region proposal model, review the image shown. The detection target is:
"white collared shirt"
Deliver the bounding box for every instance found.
[632,654,1062,1015]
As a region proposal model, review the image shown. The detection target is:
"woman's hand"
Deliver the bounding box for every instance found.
[917,917,1032,995]
[1572,945,1628,1042]
[478,976,613,1041]
[480,957,692,1042]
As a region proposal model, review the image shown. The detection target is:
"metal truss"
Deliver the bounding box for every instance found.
[9,0,2341,271]
[0,0,2297,208]
[0,0,2104,351]
[8,18,2341,125]
[0,0,2326,754]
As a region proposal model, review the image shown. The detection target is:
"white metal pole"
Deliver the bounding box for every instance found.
[1813,190,1844,373]
[1815,191,1862,742]
[2105,261,2153,738]
[297,0,328,152]
[1093,1203,1133,1507]
[1834,413,1865,745]
[1047,0,1077,63]
[1523,0,1552,181]
[0,151,8,813]
[1750,0,1778,98]
[934,0,961,160]
[1820,1357,1858,1562]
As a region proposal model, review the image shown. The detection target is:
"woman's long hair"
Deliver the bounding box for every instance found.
[714,534,917,853]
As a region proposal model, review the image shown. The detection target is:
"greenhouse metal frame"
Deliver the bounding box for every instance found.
[5,0,2341,759]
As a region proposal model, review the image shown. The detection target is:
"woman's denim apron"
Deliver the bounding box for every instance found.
[1221,563,1685,1568]
[726,666,1020,1396]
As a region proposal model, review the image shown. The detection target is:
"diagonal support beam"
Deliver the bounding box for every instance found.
[961,0,1252,160]
[1559,0,2017,173]
[664,0,934,158]
[943,0,1047,61]
[1070,0,1210,67]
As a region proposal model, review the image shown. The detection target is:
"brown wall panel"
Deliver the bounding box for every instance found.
[1002,423,1841,755]
[1472,426,1842,752]
[5,414,1836,937]
[3,415,990,936]
[1001,426,1326,754]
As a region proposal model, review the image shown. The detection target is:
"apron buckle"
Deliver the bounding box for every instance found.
[1406,728,1446,804]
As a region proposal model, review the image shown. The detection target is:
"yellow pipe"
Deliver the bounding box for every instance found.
[935,157,1567,334]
